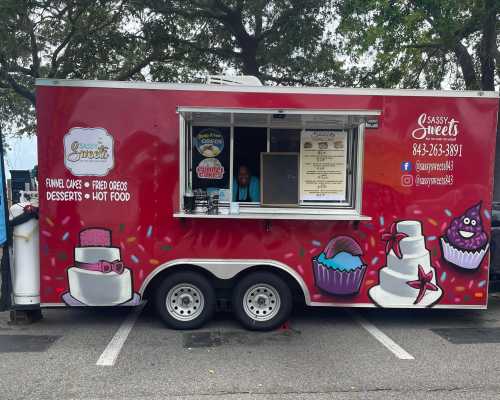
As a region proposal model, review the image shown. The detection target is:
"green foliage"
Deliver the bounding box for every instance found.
[1,0,498,138]
[335,0,499,90]
[0,0,173,134]
[139,0,346,86]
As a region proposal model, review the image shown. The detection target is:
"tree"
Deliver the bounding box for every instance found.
[0,0,176,136]
[140,0,347,86]
[335,0,499,91]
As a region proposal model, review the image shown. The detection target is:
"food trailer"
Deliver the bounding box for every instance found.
[16,78,499,330]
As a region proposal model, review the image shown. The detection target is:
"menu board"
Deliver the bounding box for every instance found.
[300,130,347,201]
[261,152,299,206]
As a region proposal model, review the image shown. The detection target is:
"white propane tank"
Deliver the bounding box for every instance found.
[9,202,40,306]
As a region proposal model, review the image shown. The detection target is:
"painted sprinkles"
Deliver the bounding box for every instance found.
[130,255,139,264]
[379,215,384,226]
[369,236,375,247]
[62,232,69,241]
[61,216,71,225]
[427,218,438,226]
[45,217,55,227]
[146,225,153,238]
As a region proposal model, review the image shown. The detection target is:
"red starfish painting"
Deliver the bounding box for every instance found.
[406,265,439,305]
[381,222,407,258]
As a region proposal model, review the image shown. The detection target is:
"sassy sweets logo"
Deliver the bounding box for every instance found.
[411,113,459,141]
[64,127,114,176]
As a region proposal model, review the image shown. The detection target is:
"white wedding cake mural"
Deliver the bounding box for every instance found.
[62,228,140,306]
[369,220,443,307]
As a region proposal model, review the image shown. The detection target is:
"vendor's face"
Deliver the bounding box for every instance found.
[238,166,250,187]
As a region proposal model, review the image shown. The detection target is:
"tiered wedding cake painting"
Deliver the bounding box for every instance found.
[62,228,140,306]
[369,220,443,307]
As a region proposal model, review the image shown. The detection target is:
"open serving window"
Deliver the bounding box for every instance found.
[175,107,379,221]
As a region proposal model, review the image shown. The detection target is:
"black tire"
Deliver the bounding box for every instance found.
[155,271,215,330]
[232,272,292,331]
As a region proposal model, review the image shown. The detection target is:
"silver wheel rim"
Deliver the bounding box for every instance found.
[243,283,281,322]
[166,283,205,321]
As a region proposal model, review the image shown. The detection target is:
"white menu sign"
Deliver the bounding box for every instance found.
[300,130,347,201]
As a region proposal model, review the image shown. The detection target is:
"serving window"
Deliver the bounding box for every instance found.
[177,108,378,220]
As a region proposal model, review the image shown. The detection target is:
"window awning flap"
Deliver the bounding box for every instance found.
[178,107,380,129]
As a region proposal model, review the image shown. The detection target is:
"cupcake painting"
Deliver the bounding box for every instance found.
[312,236,366,295]
[440,202,490,270]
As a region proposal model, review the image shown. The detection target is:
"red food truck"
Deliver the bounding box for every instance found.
[16,78,499,330]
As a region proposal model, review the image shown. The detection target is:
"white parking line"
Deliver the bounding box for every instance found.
[350,311,415,360]
[96,302,146,366]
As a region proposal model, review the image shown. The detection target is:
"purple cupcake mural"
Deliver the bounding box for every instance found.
[312,236,366,296]
[440,202,490,270]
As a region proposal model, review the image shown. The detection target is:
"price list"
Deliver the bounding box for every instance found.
[300,130,347,201]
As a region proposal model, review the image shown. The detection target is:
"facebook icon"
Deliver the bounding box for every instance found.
[401,161,412,172]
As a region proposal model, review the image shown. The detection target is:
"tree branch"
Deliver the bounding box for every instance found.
[0,69,35,105]
[453,41,479,90]
[114,52,158,80]
[0,53,34,77]
[25,14,40,78]
[46,3,88,78]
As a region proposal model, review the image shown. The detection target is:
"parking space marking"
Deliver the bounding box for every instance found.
[96,302,146,366]
[350,311,414,360]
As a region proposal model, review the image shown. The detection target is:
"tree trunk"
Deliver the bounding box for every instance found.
[479,0,497,91]
[453,42,479,90]
[239,37,260,77]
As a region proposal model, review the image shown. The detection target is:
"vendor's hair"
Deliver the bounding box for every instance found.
[237,165,251,173]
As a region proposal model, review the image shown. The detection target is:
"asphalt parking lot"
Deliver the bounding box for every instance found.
[2,297,500,400]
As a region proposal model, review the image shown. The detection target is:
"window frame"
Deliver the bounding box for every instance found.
[178,107,376,219]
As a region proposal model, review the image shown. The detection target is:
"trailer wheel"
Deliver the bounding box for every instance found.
[155,272,215,330]
[232,272,292,331]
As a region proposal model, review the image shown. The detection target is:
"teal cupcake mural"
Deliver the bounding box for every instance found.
[312,236,366,296]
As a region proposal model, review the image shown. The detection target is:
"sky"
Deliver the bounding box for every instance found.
[4,135,37,179]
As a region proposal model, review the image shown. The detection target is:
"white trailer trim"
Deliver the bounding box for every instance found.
[36,78,499,98]
[178,107,382,115]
